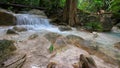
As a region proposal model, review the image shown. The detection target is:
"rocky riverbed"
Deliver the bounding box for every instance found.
[0,8,120,68]
[0,25,120,68]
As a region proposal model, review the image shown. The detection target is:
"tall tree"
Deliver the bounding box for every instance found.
[63,0,79,26]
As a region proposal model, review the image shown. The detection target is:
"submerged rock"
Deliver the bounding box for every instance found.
[58,26,72,31]
[0,9,16,25]
[13,26,27,32]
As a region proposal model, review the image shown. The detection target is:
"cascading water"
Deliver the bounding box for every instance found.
[15,14,51,30]
[14,14,60,32]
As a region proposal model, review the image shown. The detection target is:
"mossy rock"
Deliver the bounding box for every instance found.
[6,29,17,34]
[0,40,16,63]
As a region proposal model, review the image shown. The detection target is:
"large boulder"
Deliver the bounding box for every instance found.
[28,9,47,18]
[78,10,113,32]
[0,9,16,25]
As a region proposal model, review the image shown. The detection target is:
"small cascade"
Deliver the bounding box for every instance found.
[15,14,52,29]
[14,14,60,32]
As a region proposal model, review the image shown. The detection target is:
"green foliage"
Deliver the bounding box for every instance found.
[49,44,54,53]
[108,0,120,19]
[39,0,63,12]
[60,0,66,7]
[85,22,103,31]
[109,0,120,13]
[78,0,111,12]
[0,0,40,6]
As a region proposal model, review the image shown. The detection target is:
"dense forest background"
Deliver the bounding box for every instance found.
[0,0,119,12]
[0,0,120,31]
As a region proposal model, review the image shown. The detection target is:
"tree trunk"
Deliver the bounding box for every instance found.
[63,0,79,26]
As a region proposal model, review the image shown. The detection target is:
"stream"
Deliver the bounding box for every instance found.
[0,13,120,68]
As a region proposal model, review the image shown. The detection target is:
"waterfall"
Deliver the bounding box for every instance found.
[14,14,52,30]
[14,14,60,32]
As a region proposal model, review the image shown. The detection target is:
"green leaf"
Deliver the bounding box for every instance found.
[49,44,54,53]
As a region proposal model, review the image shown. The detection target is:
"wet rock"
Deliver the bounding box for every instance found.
[6,29,17,34]
[44,32,61,43]
[116,23,120,28]
[28,34,38,39]
[13,26,27,32]
[112,26,120,33]
[66,35,84,46]
[58,26,72,31]
[114,42,120,50]
[0,40,16,65]
[0,9,16,25]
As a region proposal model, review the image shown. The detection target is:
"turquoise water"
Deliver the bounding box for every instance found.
[105,32,120,37]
